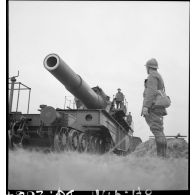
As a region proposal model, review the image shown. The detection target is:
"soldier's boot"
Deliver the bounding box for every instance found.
[156,141,162,157]
[161,141,167,158]
[156,141,167,158]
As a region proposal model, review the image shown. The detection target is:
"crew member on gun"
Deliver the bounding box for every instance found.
[115,88,124,109]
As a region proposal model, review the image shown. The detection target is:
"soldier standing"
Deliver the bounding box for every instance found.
[115,88,124,109]
[141,58,167,158]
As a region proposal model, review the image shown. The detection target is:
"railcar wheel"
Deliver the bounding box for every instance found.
[53,128,68,152]
[94,137,102,153]
[78,133,88,152]
[94,137,101,154]
[97,138,104,154]
[68,130,79,151]
[9,122,22,150]
[87,136,95,153]
[91,136,97,153]
[103,138,114,153]
[87,136,101,153]
[61,129,68,150]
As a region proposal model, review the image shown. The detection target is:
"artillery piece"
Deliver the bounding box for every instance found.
[9,54,142,154]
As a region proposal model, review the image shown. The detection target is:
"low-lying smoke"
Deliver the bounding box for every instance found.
[8,139,188,191]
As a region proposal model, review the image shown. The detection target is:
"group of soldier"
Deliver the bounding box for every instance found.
[75,58,168,158]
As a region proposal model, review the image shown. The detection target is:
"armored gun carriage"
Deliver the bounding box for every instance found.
[8,54,142,155]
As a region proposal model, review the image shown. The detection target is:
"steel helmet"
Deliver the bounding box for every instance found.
[145,58,158,69]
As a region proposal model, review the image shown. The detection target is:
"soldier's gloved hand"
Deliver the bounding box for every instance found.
[142,107,149,116]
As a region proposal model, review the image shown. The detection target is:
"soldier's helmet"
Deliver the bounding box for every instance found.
[145,58,158,69]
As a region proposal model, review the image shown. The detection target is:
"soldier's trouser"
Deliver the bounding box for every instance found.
[116,101,122,109]
[145,111,167,157]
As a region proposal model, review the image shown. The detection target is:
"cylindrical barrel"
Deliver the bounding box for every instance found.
[43,53,106,109]
[40,106,62,124]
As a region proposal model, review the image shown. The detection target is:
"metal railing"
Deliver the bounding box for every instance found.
[9,71,31,114]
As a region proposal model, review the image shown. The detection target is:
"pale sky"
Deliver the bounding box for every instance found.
[9,1,189,141]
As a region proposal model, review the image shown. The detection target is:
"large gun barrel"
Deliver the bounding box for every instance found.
[43,54,106,109]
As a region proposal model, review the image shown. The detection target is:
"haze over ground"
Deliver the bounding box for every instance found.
[9,142,188,191]
[9,1,189,141]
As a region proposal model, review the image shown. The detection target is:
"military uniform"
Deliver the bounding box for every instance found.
[143,69,167,157]
[115,91,124,109]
